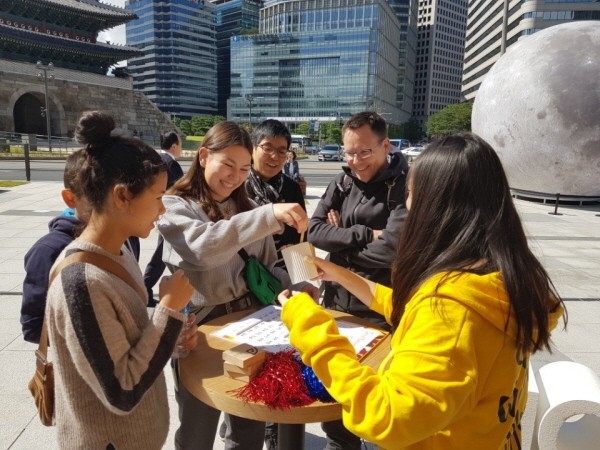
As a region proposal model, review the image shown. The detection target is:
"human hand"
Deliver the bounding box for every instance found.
[158,270,194,311]
[277,289,293,307]
[306,256,342,283]
[372,229,383,241]
[176,313,198,352]
[326,209,341,227]
[273,203,308,234]
[299,283,320,301]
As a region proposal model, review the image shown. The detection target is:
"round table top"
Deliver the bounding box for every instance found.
[179,308,390,424]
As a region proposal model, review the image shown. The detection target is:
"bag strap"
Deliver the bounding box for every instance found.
[238,248,250,262]
[336,174,402,211]
[37,251,147,363]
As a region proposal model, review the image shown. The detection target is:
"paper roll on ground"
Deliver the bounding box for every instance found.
[533,361,600,449]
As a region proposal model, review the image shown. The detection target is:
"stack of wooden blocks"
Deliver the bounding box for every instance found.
[223,344,266,382]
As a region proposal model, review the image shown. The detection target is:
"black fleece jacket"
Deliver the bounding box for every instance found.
[308,153,407,329]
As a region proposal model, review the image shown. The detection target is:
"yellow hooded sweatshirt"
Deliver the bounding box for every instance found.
[282,271,563,450]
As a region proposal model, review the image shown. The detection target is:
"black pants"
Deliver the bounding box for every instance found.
[322,419,362,450]
[143,237,166,303]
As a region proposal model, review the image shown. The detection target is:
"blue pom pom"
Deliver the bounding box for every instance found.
[298,360,335,403]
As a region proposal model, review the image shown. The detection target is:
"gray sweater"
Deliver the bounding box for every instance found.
[158,195,292,307]
[46,240,185,449]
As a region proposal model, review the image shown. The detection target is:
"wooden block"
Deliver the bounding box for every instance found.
[222,344,266,368]
[225,370,255,383]
[223,361,263,377]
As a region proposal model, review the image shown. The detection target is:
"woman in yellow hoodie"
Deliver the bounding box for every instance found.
[280,133,565,450]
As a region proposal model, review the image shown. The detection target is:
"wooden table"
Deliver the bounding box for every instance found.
[179,308,390,450]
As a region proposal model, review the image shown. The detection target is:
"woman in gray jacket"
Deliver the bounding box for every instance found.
[157,121,318,450]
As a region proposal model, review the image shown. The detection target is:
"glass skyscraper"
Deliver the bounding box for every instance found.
[125,0,217,118]
[383,0,418,119]
[211,0,262,117]
[228,0,405,126]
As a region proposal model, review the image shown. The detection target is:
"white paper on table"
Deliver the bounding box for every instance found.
[212,305,387,357]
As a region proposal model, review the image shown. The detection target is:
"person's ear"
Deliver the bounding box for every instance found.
[383,138,390,155]
[198,147,208,167]
[61,189,77,208]
[112,184,131,210]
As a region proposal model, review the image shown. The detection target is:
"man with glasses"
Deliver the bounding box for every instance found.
[308,111,407,450]
[245,120,307,267]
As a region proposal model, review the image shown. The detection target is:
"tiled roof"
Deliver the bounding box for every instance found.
[0,22,140,58]
[40,0,135,18]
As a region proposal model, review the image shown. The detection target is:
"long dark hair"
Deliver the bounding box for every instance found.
[74,111,165,211]
[391,133,564,353]
[169,121,254,221]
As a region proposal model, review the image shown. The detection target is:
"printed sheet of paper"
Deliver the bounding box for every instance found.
[212,305,387,358]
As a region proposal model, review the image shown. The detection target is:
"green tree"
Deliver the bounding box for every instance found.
[426,102,472,138]
[213,115,226,125]
[295,122,310,136]
[190,115,214,136]
[319,121,343,145]
[177,119,192,136]
[393,118,423,142]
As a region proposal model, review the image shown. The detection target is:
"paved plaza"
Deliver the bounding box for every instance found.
[0,181,598,449]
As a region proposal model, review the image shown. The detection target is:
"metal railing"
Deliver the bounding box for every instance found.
[0,131,162,157]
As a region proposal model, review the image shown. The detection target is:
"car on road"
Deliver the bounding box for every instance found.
[389,138,410,150]
[401,146,424,162]
[318,144,343,161]
[307,145,320,155]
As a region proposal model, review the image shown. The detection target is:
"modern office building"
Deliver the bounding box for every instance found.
[125,0,218,118]
[462,0,600,101]
[228,0,406,127]
[413,0,468,124]
[210,0,262,117]
[383,0,418,122]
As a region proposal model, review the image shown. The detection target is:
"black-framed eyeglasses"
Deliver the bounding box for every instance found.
[343,149,373,161]
[258,143,288,157]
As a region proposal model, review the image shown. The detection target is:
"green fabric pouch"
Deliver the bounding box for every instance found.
[238,249,282,305]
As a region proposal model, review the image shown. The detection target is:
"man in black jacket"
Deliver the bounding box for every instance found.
[308,111,407,450]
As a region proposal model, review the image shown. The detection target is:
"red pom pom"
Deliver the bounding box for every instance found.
[233,350,314,409]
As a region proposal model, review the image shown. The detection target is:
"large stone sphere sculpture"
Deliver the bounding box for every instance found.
[472,21,600,197]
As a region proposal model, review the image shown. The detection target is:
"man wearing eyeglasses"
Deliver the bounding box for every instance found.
[308,111,408,450]
[242,119,308,449]
[245,120,307,269]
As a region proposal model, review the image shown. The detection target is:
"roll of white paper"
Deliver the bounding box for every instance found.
[533,361,600,450]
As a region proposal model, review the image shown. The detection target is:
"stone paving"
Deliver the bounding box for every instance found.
[0,181,598,449]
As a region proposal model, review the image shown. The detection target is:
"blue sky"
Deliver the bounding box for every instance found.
[97,0,128,45]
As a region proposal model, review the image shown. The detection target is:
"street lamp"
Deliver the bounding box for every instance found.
[245,94,255,130]
[379,112,392,131]
[36,61,54,152]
